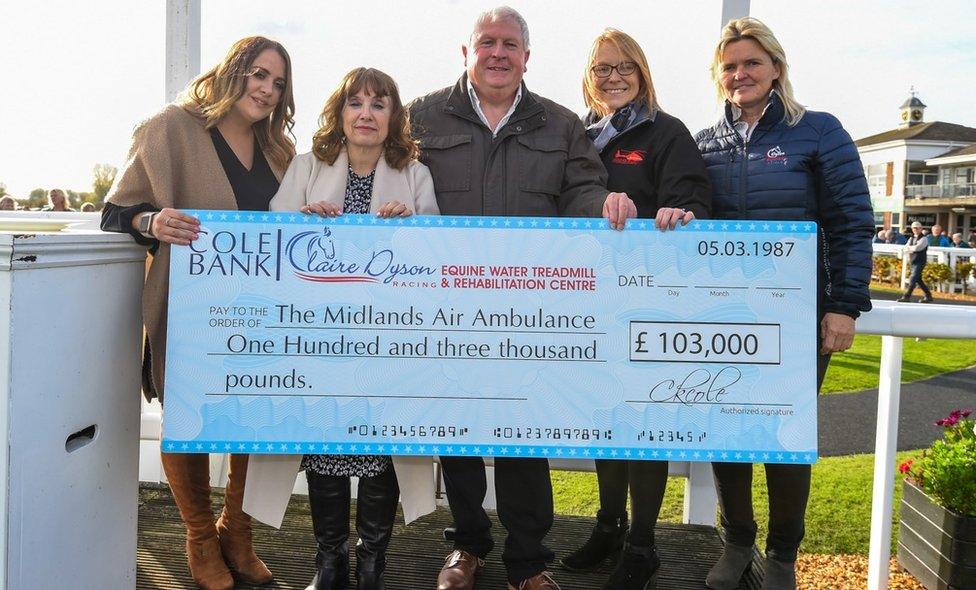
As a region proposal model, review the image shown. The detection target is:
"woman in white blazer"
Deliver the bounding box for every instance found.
[270,68,437,220]
[268,67,438,590]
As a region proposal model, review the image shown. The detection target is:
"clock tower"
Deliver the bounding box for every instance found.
[899,87,926,128]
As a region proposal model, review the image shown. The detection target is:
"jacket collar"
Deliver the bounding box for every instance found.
[444,74,545,129]
[721,90,785,131]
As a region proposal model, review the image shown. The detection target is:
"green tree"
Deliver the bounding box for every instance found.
[26,188,48,210]
[0,182,7,198]
[92,163,117,204]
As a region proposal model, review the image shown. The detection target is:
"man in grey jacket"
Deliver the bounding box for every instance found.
[408,7,636,590]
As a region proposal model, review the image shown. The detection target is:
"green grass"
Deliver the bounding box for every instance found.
[552,451,916,555]
[820,335,976,394]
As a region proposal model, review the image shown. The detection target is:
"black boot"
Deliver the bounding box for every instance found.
[602,543,661,590]
[306,470,351,590]
[354,467,399,590]
[560,517,628,571]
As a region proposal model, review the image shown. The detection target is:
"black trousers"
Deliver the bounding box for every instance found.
[904,262,932,298]
[593,459,669,548]
[710,350,831,563]
[440,456,554,584]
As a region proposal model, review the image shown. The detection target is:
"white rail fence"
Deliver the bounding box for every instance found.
[873,243,976,293]
[138,299,976,590]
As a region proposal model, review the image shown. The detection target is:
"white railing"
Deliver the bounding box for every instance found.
[873,243,976,293]
[856,300,976,590]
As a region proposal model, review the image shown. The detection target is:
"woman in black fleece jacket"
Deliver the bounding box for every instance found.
[559,28,712,590]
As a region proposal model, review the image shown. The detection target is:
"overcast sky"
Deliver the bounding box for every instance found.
[2,0,974,197]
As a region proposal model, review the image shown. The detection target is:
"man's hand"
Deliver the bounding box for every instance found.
[820,312,856,355]
[602,192,637,230]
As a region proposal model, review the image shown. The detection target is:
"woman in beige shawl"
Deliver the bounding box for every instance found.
[101,36,296,590]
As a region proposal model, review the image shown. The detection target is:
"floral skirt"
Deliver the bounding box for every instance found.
[301,453,391,478]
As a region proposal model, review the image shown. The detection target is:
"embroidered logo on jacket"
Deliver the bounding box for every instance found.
[612,149,646,165]
[764,146,787,165]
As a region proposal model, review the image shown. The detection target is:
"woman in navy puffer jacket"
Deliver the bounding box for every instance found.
[695,18,874,590]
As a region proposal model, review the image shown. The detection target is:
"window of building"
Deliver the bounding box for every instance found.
[866,163,888,190]
[907,160,938,185]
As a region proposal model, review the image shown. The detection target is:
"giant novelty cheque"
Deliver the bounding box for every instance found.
[162,211,819,464]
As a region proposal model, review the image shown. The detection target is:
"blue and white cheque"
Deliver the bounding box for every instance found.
[162,211,819,464]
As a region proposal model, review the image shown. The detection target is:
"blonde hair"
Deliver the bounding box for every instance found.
[311,68,419,171]
[711,17,805,126]
[179,36,296,171]
[582,28,660,118]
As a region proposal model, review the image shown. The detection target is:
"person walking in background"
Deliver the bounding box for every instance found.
[101,36,296,590]
[559,28,711,590]
[270,66,438,590]
[899,221,935,303]
[408,7,637,590]
[695,17,873,589]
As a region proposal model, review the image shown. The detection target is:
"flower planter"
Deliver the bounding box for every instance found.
[898,478,976,589]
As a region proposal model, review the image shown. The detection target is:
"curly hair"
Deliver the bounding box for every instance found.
[178,36,296,170]
[311,68,419,171]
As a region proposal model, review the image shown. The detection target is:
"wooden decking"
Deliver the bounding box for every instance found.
[137,483,763,589]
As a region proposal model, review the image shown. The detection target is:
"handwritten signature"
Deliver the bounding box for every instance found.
[648,367,742,406]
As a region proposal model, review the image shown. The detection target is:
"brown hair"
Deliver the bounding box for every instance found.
[311,68,419,171]
[178,36,296,170]
[583,28,661,118]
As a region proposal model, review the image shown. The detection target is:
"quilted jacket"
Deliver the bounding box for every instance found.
[695,94,874,318]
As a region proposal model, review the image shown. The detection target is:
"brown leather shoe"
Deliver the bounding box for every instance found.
[436,549,485,590]
[506,571,562,590]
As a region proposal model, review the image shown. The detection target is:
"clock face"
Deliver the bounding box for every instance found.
[902,111,909,121]
[912,109,922,121]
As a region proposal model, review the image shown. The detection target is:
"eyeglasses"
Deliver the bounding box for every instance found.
[590,62,637,78]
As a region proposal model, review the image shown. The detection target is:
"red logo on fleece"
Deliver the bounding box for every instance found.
[612,149,646,165]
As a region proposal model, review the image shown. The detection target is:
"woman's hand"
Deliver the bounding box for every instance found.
[654,207,695,231]
[301,201,342,217]
[151,208,200,245]
[376,200,412,218]
[820,312,856,355]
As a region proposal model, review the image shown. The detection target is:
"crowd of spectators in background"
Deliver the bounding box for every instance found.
[875,223,975,249]
[0,188,101,212]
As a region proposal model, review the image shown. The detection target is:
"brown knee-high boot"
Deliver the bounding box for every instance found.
[217,454,274,584]
[160,452,234,590]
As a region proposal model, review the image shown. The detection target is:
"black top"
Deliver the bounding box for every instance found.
[209,127,279,211]
[597,110,712,220]
[100,128,280,248]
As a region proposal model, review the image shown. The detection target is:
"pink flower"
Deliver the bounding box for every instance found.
[936,409,971,427]
[899,459,913,474]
